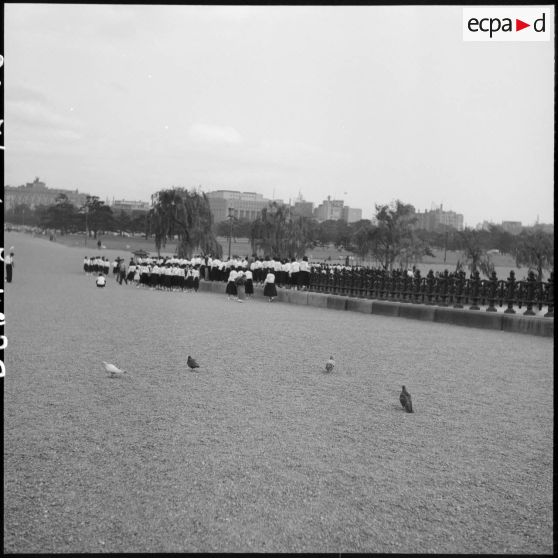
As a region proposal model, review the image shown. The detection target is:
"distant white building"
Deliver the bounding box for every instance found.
[111,199,151,214]
[313,196,363,223]
[205,189,283,222]
[314,196,344,221]
[500,221,522,235]
[414,204,464,231]
[5,177,89,209]
[342,206,363,223]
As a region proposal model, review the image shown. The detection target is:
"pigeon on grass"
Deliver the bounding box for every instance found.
[187,355,200,371]
[399,385,413,413]
[325,356,335,373]
[102,361,127,378]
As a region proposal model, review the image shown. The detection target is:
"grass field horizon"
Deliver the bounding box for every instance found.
[28,228,536,280]
[4,232,553,553]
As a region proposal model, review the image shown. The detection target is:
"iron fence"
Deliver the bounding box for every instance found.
[308,267,554,318]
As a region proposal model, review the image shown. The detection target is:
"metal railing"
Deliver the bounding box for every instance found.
[307,268,554,318]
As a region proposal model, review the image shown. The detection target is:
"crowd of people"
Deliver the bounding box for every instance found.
[83,254,315,301]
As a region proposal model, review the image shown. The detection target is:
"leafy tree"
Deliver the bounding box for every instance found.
[80,195,114,238]
[315,220,340,247]
[214,217,253,239]
[5,203,33,226]
[487,224,515,255]
[457,228,494,277]
[41,194,79,234]
[347,220,377,262]
[513,227,554,280]
[371,200,433,270]
[114,210,132,235]
[149,187,222,258]
[250,202,315,259]
[130,212,149,235]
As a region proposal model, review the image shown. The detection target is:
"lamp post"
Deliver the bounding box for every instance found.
[228,207,234,259]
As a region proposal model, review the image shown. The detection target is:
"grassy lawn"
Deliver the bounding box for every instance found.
[46,230,529,279]
[3,232,553,553]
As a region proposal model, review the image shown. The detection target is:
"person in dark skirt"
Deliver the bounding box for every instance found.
[298,256,310,290]
[126,259,136,283]
[244,269,254,298]
[192,266,200,292]
[185,266,194,291]
[150,264,160,289]
[226,268,238,300]
[263,270,277,302]
[5,251,15,283]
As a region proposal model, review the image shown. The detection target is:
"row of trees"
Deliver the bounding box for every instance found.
[7,195,149,238]
[6,190,553,279]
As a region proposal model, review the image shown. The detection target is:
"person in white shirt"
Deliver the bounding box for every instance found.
[263,271,277,302]
[191,266,200,292]
[244,269,254,298]
[280,260,291,289]
[299,256,310,290]
[127,260,137,284]
[185,266,194,291]
[251,258,262,284]
[289,258,300,289]
[96,273,106,288]
[226,269,238,300]
[5,251,15,283]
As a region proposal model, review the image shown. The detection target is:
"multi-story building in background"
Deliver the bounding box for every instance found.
[110,199,151,215]
[207,189,362,224]
[342,206,363,223]
[5,177,89,210]
[205,190,283,222]
[314,196,344,221]
[293,200,314,218]
[500,221,523,235]
[414,204,464,231]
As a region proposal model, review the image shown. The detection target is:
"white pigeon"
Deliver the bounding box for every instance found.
[102,361,127,378]
[325,356,335,373]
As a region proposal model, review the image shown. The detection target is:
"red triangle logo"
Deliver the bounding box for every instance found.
[516,19,530,31]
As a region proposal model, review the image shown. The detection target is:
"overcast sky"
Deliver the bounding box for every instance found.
[4,4,554,226]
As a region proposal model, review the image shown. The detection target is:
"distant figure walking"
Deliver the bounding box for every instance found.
[5,251,15,283]
[118,261,128,285]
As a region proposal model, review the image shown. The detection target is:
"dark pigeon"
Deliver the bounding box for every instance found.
[187,355,200,370]
[400,385,413,413]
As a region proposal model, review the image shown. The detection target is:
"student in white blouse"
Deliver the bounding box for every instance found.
[226,268,238,300]
[244,269,254,297]
[263,271,277,302]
